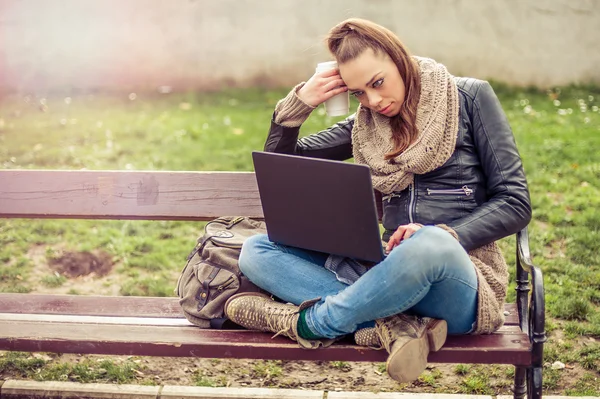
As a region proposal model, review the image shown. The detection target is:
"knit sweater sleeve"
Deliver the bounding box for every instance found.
[265,87,355,160]
[273,83,315,127]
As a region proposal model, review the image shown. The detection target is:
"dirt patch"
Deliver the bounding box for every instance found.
[48,250,113,278]
[26,245,122,296]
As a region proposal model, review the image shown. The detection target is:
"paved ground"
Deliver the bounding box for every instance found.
[0,380,598,399]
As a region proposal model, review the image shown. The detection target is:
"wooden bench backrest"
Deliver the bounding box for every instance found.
[0,169,384,221]
[0,170,263,220]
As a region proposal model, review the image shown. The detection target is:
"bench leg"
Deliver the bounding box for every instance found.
[527,366,543,399]
[513,366,527,399]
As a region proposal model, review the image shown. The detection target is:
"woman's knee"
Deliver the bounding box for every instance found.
[409,226,466,263]
[384,226,471,280]
[238,234,272,276]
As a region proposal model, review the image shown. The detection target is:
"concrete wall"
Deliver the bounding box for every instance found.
[0,0,598,92]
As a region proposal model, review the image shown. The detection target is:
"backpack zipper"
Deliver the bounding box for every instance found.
[226,216,245,229]
[426,185,473,196]
[217,276,236,292]
[196,266,238,309]
[201,274,236,308]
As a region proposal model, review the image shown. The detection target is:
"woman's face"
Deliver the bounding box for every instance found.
[339,48,405,117]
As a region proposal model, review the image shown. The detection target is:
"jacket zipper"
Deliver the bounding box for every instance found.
[408,182,416,223]
[382,192,402,203]
[426,185,473,196]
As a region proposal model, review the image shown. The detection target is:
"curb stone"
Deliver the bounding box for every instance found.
[328,393,491,398]
[1,381,599,399]
[498,397,599,399]
[160,386,323,398]
[1,380,159,398]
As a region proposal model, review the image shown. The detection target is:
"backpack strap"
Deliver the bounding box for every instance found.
[196,265,219,309]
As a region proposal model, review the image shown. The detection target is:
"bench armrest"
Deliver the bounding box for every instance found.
[515,226,546,366]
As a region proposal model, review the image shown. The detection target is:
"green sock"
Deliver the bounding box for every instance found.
[296,309,323,340]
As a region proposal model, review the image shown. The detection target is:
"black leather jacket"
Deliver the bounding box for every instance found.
[264,78,532,251]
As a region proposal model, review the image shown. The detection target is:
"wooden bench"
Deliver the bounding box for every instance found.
[0,169,546,399]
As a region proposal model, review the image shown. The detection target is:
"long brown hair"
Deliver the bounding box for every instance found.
[326,18,421,160]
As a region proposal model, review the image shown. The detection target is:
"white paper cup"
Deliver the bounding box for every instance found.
[316,61,349,117]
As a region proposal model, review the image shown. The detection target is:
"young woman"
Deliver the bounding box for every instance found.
[224,18,531,382]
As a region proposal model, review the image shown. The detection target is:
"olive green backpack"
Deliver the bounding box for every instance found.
[175,216,268,328]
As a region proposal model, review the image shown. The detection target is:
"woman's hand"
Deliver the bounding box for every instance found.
[386,223,423,252]
[297,68,347,107]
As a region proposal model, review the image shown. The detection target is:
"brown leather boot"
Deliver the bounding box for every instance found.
[354,314,447,382]
[224,292,335,349]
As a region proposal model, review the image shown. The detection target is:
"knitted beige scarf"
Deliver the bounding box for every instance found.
[352,57,460,194]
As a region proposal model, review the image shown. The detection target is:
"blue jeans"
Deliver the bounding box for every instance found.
[238,226,478,339]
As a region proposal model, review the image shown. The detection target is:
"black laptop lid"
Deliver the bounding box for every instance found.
[252,151,384,262]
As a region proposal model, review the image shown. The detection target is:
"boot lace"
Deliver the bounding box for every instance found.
[376,314,424,352]
[264,303,298,340]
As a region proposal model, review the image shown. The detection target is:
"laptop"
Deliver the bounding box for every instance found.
[252,151,386,263]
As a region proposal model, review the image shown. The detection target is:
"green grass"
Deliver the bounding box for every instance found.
[1,84,600,392]
[330,361,351,371]
[193,373,226,387]
[453,364,470,376]
[252,360,283,379]
[416,368,442,388]
[0,352,139,383]
[566,373,600,396]
[37,359,138,383]
[459,368,493,395]
[40,272,67,288]
[542,368,562,391]
[0,352,47,374]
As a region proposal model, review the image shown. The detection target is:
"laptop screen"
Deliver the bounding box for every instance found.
[252,151,385,262]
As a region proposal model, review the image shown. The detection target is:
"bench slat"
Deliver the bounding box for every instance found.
[0,170,263,220]
[0,321,531,365]
[0,294,183,318]
[0,313,193,326]
[0,294,520,325]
